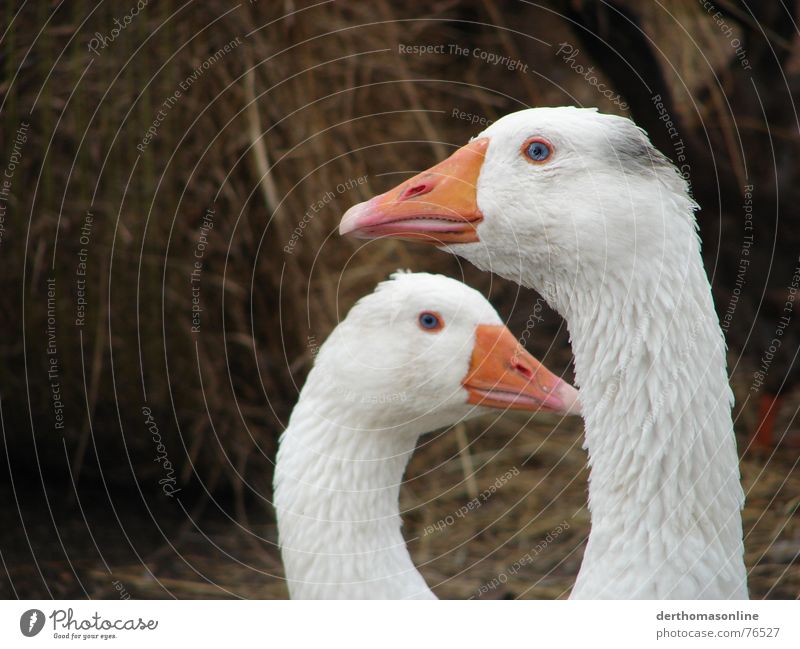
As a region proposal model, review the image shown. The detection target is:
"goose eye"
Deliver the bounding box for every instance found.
[523,138,552,163]
[418,311,443,331]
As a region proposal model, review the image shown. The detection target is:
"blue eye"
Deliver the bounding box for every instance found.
[418,311,443,331]
[524,139,552,162]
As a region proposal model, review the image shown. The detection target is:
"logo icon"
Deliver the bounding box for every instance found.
[20,609,45,637]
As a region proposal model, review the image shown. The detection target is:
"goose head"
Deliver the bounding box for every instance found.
[340,108,697,311]
[310,272,578,435]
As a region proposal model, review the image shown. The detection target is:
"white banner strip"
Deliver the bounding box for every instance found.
[2,600,798,647]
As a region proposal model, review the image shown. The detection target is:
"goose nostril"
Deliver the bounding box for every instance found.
[399,182,433,200]
[512,360,534,381]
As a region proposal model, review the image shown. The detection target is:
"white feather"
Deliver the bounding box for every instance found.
[448,107,747,599]
[273,273,504,599]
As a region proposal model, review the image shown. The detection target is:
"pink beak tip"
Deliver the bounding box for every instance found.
[557,381,581,416]
[339,201,370,236]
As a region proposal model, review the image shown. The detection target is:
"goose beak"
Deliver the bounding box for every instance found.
[463,325,580,415]
[339,138,489,244]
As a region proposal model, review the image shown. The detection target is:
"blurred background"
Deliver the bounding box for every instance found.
[0,0,798,599]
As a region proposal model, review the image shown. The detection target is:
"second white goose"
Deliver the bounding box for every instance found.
[274,272,578,599]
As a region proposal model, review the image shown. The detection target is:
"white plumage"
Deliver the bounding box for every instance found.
[341,107,748,599]
[274,272,578,599]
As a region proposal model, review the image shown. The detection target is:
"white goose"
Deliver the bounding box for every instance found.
[274,272,578,599]
[340,107,748,599]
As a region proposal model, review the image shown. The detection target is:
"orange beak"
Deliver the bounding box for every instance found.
[463,324,580,415]
[339,138,489,244]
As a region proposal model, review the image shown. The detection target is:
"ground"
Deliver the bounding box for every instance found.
[2,411,797,599]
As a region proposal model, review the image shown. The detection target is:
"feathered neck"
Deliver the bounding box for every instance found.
[532,207,747,599]
[273,370,435,599]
